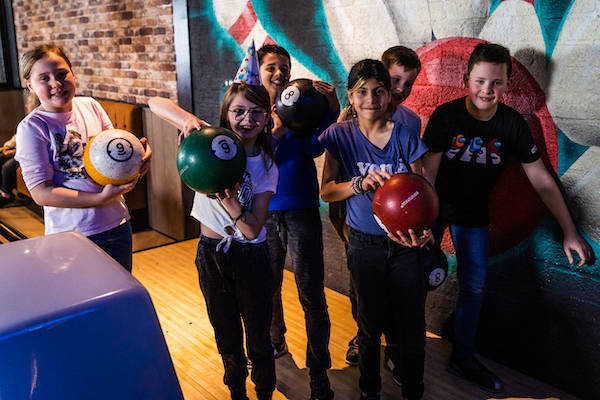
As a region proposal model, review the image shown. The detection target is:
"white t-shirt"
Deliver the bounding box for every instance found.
[15,97,129,236]
[191,152,278,250]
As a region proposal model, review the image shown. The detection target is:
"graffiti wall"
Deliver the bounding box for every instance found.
[187,0,600,397]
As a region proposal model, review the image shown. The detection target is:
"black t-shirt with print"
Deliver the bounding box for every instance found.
[423,97,540,227]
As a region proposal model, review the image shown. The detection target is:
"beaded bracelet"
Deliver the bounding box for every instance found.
[351,175,366,195]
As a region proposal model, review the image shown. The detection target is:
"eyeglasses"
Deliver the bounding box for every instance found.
[228,108,268,121]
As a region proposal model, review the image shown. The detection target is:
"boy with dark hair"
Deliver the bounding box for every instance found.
[422,42,594,393]
[258,43,340,400]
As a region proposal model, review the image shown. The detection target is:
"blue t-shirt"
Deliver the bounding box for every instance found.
[269,109,337,211]
[319,119,428,235]
[392,105,421,134]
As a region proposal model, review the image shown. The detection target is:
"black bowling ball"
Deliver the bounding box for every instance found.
[423,245,448,291]
[275,79,329,134]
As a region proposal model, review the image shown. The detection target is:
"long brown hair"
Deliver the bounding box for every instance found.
[219,83,275,170]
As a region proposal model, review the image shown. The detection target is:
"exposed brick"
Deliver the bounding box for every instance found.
[13,0,177,105]
[144,89,157,97]
[139,27,153,36]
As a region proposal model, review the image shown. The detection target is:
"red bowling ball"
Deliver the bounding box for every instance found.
[372,173,439,235]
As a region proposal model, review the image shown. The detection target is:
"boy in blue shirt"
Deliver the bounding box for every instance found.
[258,44,339,400]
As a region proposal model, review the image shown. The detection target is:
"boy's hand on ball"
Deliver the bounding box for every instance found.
[313,80,340,113]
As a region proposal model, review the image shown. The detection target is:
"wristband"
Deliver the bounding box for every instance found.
[233,211,245,224]
[351,175,366,195]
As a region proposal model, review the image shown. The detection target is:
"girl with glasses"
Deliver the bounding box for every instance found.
[149,82,278,400]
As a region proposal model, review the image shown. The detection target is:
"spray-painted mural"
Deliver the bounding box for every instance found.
[188,0,599,397]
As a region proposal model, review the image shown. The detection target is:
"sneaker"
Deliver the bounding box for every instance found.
[273,340,288,358]
[448,356,504,393]
[345,335,359,366]
[383,346,402,387]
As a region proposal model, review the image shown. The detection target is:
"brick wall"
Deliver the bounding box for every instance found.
[12,0,177,104]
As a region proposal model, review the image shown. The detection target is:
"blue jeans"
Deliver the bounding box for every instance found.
[265,208,331,387]
[195,236,275,398]
[347,228,426,399]
[433,223,489,359]
[0,156,18,195]
[88,221,132,273]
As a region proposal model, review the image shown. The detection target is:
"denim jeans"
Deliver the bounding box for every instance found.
[433,223,489,359]
[347,228,426,399]
[88,221,132,272]
[265,208,331,387]
[195,236,275,398]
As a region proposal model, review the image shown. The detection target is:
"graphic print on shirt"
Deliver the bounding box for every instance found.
[356,157,409,176]
[446,133,502,165]
[237,170,254,212]
[53,129,86,179]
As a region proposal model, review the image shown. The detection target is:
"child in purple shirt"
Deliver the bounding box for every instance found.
[15,44,151,272]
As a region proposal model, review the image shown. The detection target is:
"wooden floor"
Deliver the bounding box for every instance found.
[0,205,174,251]
[132,240,579,400]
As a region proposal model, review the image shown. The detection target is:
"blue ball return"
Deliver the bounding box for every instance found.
[0,232,183,400]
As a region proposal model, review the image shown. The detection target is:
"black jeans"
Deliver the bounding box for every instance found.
[195,236,276,398]
[347,228,426,399]
[265,208,331,385]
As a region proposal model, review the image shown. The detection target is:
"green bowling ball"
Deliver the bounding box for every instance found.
[176,127,246,194]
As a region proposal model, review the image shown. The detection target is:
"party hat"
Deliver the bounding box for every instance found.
[233,40,261,85]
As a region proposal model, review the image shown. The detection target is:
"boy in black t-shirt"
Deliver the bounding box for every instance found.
[422,43,594,393]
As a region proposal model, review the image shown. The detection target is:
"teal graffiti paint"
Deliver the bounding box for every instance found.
[489,0,502,15]
[557,127,588,177]
[534,0,576,58]
[187,1,245,106]
[189,1,244,60]
[491,215,599,275]
[251,0,348,100]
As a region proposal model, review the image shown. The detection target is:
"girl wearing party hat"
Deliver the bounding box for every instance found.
[149,41,278,400]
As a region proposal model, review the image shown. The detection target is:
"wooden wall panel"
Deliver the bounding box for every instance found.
[142,107,186,240]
